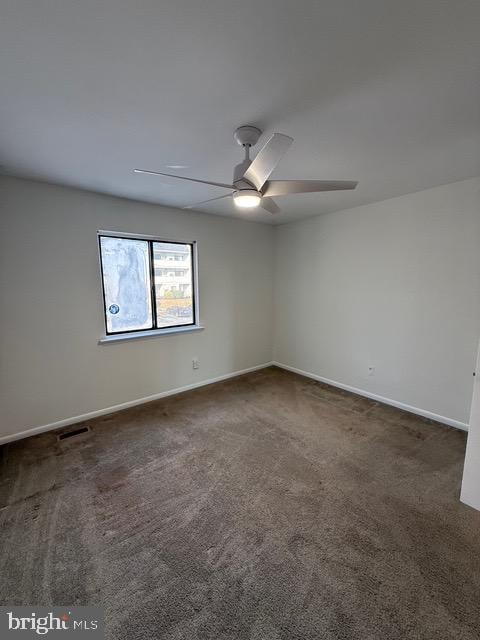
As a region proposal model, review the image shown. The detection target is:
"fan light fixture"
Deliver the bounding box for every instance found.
[134,125,358,214]
[233,189,261,208]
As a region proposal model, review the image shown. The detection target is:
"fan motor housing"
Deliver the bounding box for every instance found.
[233,160,253,186]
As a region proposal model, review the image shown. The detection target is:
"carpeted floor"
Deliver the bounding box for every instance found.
[1,366,479,639]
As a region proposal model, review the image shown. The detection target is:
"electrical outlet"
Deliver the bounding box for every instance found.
[192,358,199,370]
[368,366,375,376]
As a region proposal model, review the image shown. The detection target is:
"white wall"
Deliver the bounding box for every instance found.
[0,176,274,441]
[274,178,480,427]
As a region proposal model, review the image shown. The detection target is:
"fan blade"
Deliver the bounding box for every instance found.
[243,133,293,190]
[260,197,281,214]
[263,180,358,197]
[134,169,234,190]
[183,193,232,210]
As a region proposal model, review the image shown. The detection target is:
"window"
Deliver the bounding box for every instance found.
[98,232,198,337]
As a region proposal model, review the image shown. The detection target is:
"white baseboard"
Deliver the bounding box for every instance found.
[3,360,467,445]
[272,361,468,432]
[0,362,274,445]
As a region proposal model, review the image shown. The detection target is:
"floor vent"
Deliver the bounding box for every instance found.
[57,426,90,441]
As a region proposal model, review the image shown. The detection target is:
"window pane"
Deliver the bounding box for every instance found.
[100,236,153,333]
[153,242,194,328]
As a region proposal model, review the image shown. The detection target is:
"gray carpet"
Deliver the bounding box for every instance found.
[1,366,479,639]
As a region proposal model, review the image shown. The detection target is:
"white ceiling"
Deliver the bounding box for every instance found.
[1,0,479,224]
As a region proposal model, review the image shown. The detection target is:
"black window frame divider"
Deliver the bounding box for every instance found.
[98,231,198,337]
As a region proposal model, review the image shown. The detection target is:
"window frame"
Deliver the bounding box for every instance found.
[97,230,200,339]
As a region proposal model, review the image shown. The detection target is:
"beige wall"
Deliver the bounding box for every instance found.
[0,177,274,440]
[2,175,479,442]
[273,178,480,427]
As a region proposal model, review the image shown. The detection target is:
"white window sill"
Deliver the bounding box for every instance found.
[98,325,204,344]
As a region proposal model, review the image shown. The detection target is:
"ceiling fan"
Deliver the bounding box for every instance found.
[134,126,358,214]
